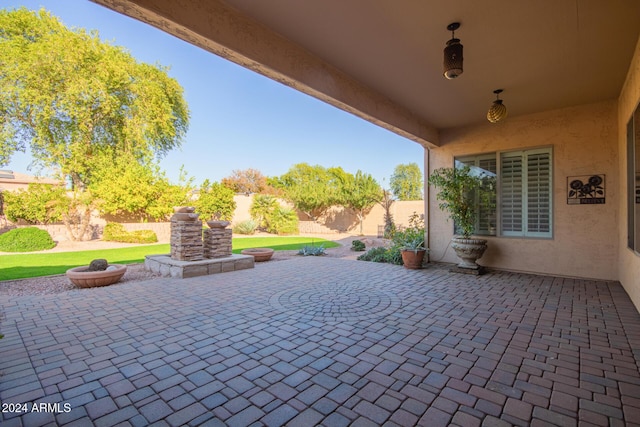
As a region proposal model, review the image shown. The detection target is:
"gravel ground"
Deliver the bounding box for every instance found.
[0,236,389,297]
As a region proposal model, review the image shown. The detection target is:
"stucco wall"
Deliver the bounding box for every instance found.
[232,194,423,235]
[618,35,640,311]
[428,100,618,281]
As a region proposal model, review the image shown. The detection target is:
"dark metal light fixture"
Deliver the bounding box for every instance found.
[487,89,507,123]
[443,22,463,79]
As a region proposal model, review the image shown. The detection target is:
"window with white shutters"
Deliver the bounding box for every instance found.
[501,149,552,237]
[454,147,552,239]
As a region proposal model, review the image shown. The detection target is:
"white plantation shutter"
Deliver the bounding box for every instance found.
[500,149,552,237]
[526,152,551,235]
[500,154,523,234]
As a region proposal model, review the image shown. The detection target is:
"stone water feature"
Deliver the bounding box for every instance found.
[145,207,254,278]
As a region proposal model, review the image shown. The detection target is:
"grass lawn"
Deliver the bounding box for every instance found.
[0,236,339,281]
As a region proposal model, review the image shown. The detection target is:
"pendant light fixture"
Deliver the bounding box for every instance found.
[487,89,507,123]
[443,22,463,79]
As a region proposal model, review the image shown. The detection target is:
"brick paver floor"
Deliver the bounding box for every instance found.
[1,257,640,426]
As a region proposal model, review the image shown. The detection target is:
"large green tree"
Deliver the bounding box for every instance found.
[275,163,343,221]
[0,8,189,238]
[339,171,382,234]
[390,163,423,200]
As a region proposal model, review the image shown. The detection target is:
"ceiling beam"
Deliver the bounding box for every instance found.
[90,0,439,148]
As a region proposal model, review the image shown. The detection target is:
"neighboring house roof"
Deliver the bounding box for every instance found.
[0,170,62,191]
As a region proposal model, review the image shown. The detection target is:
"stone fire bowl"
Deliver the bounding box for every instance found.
[66,264,127,288]
[240,248,274,262]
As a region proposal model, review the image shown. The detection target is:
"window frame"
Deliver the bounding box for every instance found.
[627,104,640,255]
[455,146,553,239]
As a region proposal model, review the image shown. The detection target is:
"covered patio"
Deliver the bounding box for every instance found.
[3,1,640,425]
[1,258,640,425]
[89,0,640,311]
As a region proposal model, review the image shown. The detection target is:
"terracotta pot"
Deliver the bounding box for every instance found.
[401,249,426,269]
[66,264,127,288]
[451,237,487,269]
[241,248,274,262]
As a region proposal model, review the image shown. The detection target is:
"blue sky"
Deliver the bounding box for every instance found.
[3,0,425,186]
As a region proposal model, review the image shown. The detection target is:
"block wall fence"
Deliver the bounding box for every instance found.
[10,195,424,242]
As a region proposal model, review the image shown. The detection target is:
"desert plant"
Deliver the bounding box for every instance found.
[266,206,299,235]
[250,194,278,229]
[390,212,425,249]
[298,244,326,256]
[233,219,258,235]
[0,227,55,252]
[351,240,366,251]
[103,223,158,244]
[379,189,397,237]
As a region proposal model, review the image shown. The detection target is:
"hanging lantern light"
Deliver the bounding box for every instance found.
[443,22,463,79]
[487,89,507,123]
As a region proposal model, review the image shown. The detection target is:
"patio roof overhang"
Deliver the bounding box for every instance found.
[90,0,640,148]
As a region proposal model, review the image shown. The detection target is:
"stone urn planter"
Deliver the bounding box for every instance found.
[66,264,127,288]
[451,237,487,270]
[241,248,274,262]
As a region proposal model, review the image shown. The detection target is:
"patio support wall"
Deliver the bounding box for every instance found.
[427,100,619,282]
[618,35,640,311]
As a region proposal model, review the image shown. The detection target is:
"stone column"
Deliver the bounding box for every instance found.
[203,227,232,258]
[170,216,204,261]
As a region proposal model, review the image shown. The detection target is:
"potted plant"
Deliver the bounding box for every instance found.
[397,213,428,269]
[428,165,489,271]
[400,234,427,269]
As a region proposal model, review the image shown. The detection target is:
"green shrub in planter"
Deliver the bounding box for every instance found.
[233,219,258,235]
[0,227,55,252]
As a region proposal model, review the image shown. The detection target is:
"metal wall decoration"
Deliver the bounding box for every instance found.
[567,174,605,204]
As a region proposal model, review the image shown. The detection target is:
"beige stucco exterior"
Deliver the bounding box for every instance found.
[617,37,640,310]
[424,35,640,311]
[427,101,619,281]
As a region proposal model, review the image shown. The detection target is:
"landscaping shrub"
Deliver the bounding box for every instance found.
[0,227,55,252]
[103,223,158,243]
[266,206,299,235]
[233,219,258,235]
[357,247,388,263]
[250,194,278,229]
[298,244,326,256]
[2,183,66,224]
[351,239,366,251]
[357,212,424,266]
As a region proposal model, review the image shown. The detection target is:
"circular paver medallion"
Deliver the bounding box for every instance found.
[269,282,402,322]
